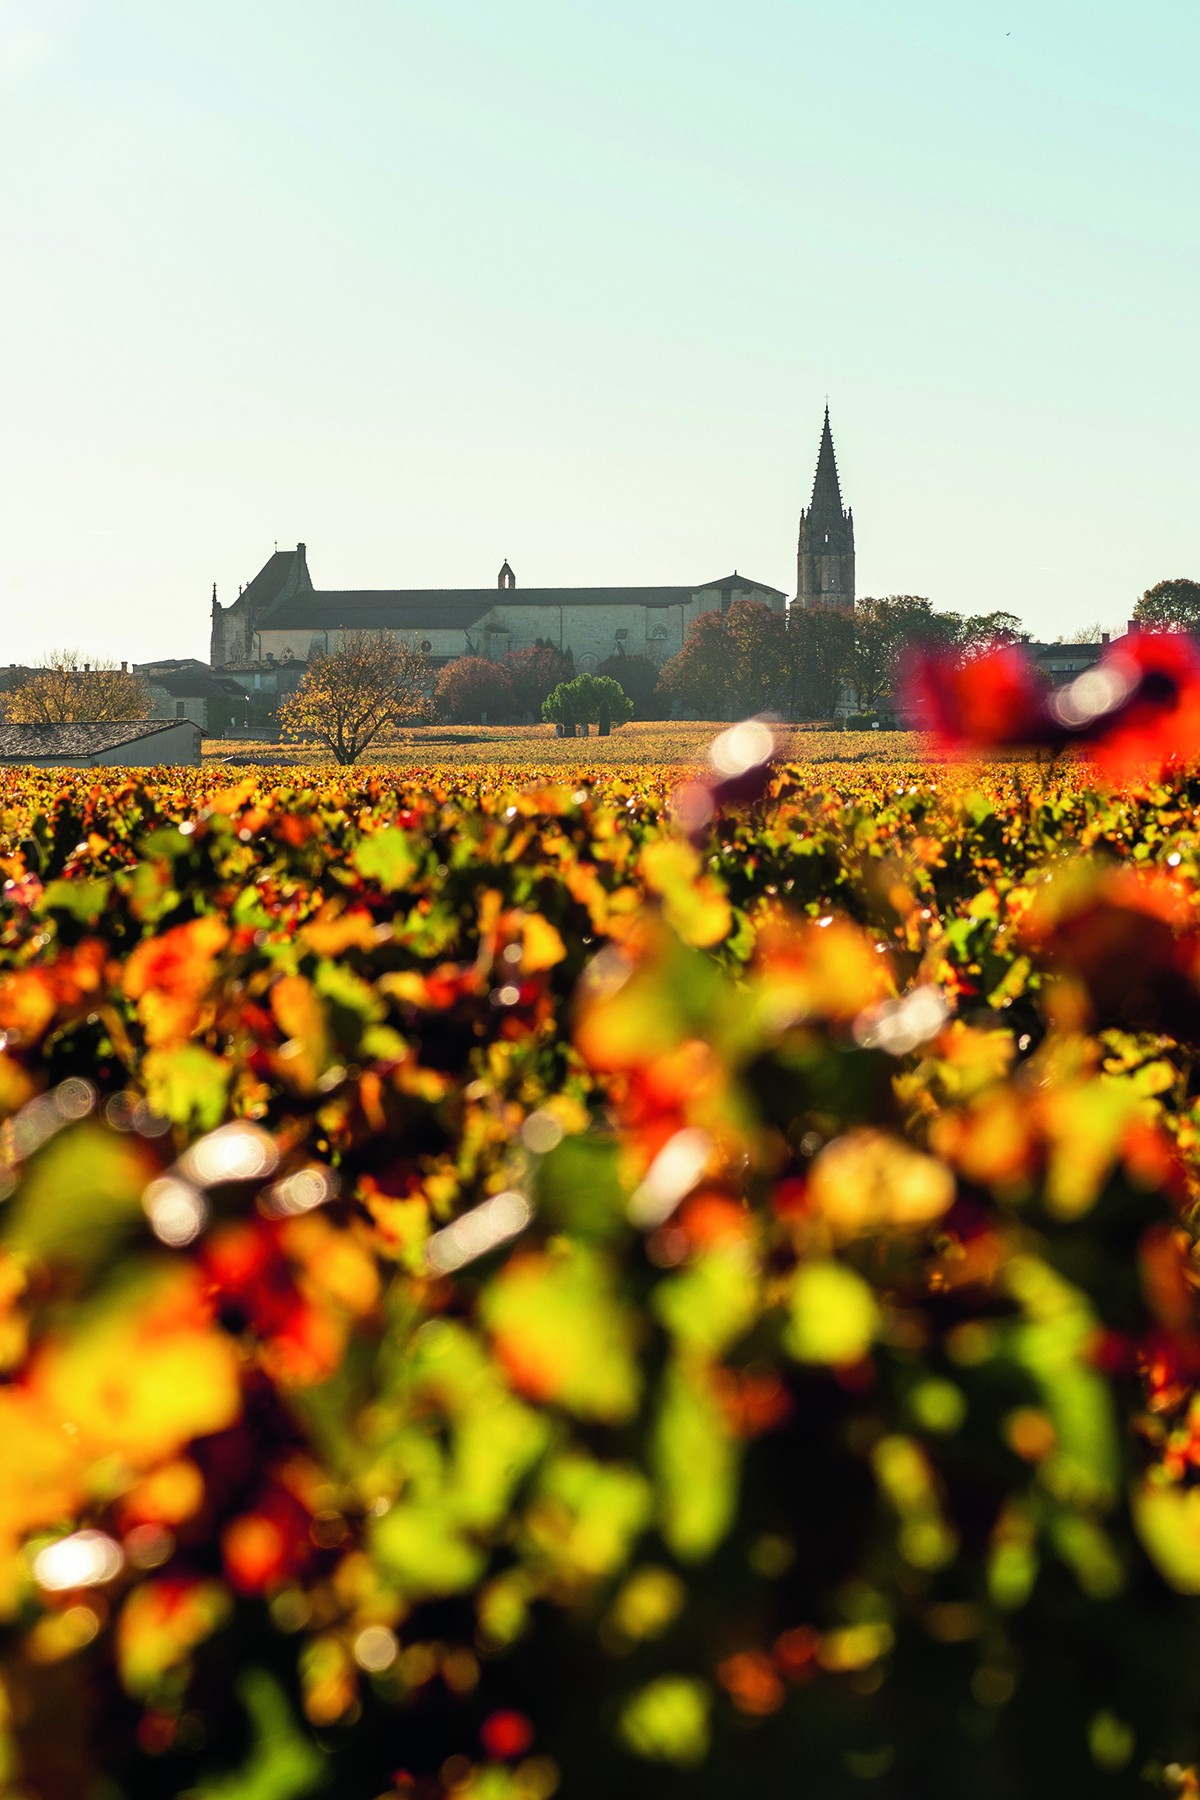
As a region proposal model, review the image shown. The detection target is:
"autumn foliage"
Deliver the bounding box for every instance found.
[434,655,517,723]
[4,652,150,724]
[5,740,1200,1792]
[277,630,435,763]
[908,627,1200,779]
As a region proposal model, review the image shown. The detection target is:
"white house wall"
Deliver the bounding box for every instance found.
[92,723,202,765]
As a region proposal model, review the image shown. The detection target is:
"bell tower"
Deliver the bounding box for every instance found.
[796,407,855,611]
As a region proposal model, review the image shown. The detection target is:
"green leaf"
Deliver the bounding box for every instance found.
[41,878,111,922]
[189,1668,325,1800]
[140,826,194,860]
[1005,1255,1118,1510]
[653,1359,739,1562]
[351,829,416,893]
[618,1675,710,1766]
[4,1125,152,1266]
[370,1502,486,1599]
[142,1044,230,1133]
[524,1451,652,1580]
[783,1260,879,1365]
[537,1136,627,1241]
[481,1246,642,1423]
[652,1245,759,1358]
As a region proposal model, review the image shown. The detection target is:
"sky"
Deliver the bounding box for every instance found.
[1,0,1198,665]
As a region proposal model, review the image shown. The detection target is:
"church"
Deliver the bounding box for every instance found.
[208,411,852,672]
[796,406,855,612]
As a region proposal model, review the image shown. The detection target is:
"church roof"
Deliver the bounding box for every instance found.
[806,406,847,524]
[256,584,762,633]
[700,573,786,595]
[234,545,312,617]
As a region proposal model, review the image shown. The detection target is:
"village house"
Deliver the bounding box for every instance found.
[0,719,203,767]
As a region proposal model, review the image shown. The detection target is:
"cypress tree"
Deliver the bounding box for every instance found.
[598,697,611,736]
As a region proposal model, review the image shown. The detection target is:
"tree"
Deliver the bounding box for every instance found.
[595,653,666,720]
[656,612,737,717]
[1133,579,1200,632]
[5,652,150,723]
[206,695,274,737]
[1066,621,1121,645]
[658,603,795,719]
[434,656,516,724]
[277,631,433,764]
[957,608,1023,656]
[499,645,572,717]
[789,605,856,718]
[724,602,794,715]
[848,598,943,713]
[849,598,1022,712]
[542,673,634,729]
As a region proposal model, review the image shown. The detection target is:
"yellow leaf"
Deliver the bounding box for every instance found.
[34,1266,241,1467]
[639,840,731,948]
[808,1130,955,1238]
[520,913,567,973]
[1133,1481,1200,1594]
[483,1247,641,1423]
[784,1261,878,1365]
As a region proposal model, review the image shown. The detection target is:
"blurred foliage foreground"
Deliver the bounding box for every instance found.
[5,763,1200,1798]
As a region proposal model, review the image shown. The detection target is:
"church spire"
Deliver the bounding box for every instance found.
[796,405,855,611]
[807,404,844,523]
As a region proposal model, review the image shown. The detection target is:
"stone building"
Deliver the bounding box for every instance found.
[209,546,786,673]
[0,719,203,767]
[796,407,855,611]
[138,659,246,728]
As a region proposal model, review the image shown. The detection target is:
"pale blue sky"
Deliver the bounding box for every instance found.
[1,0,1197,664]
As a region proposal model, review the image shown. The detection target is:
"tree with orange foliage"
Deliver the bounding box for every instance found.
[277,631,434,764]
[5,652,149,724]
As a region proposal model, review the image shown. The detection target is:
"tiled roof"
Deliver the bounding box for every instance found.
[144,670,228,699]
[0,720,195,758]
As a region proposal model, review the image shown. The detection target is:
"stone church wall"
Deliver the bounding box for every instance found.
[255,589,738,671]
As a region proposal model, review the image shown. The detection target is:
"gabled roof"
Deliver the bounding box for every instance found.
[0,720,199,759]
[234,545,312,619]
[697,573,787,597]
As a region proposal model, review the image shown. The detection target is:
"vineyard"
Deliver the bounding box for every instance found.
[3,737,1200,1798]
[202,724,935,772]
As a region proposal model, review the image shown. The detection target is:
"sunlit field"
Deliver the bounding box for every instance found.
[205,720,930,770]
[1,746,1199,1794]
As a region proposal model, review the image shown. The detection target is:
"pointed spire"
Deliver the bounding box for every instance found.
[808,404,844,522]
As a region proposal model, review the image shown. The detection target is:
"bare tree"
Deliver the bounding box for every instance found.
[5,652,150,723]
[277,631,434,764]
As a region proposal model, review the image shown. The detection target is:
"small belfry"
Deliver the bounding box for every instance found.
[796,405,855,611]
